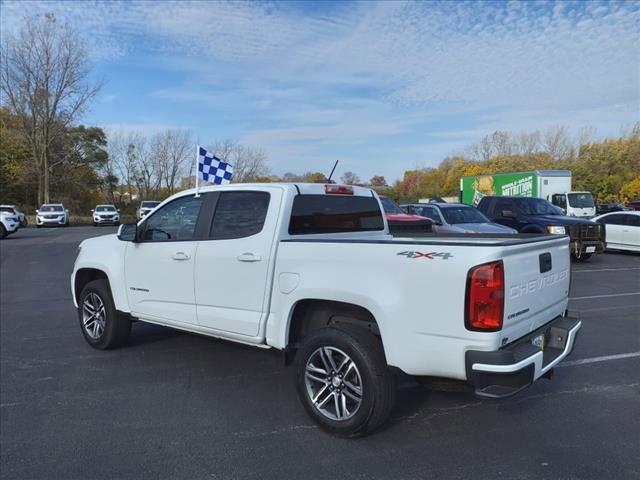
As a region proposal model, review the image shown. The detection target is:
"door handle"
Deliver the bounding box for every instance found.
[237,252,261,262]
[172,251,191,261]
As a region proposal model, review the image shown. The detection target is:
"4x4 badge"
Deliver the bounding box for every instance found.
[397,251,453,260]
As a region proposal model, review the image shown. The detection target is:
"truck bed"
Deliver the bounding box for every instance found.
[276,233,570,379]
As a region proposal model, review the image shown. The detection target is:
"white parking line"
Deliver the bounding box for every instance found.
[558,352,640,367]
[573,267,640,273]
[569,292,640,300]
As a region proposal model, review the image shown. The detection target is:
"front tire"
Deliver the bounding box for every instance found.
[0,224,6,239]
[294,326,396,437]
[78,279,131,349]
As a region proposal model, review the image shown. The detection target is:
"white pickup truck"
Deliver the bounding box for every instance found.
[71,183,581,436]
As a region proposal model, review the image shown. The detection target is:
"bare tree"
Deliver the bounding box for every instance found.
[131,136,162,200]
[108,131,141,202]
[208,139,269,182]
[515,130,541,155]
[577,126,596,147]
[543,126,571,161]
[157,129,192,195]
[1,13,101,204]
[340,171,360,185]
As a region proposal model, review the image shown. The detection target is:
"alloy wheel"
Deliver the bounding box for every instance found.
[304,346,363,421]
[82,292,106,339]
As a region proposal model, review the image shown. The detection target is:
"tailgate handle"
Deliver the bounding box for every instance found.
[539,252,552,273]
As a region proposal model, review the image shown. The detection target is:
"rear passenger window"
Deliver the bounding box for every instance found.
[598,214,626,226]
[210,191,270,240]
[493,200,513,217]
[289,195,384,234]
[627,215,640,227]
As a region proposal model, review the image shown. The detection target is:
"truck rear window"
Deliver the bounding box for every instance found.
[289,195,384,235]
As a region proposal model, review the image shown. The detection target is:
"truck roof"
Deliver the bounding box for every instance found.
[180,183,375,197]
[461,169,571,179]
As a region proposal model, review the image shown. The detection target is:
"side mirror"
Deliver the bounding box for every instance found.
[90,209,94,212]
[117,223,138,242]
[35,210,39,214]
[502,209,517,219]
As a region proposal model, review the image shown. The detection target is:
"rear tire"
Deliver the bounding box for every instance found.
[78,279,131,349]
[572,251,592,261]
[294,326,396,437]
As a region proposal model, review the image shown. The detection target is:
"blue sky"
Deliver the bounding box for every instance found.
[2,0,639,182]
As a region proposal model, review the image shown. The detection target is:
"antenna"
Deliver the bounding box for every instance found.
[327,160,339,183]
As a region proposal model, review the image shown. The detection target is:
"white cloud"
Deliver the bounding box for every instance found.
[2,0,638,181]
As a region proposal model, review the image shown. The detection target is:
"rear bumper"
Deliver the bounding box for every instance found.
[465,316,581,398]
[569,240,604,255]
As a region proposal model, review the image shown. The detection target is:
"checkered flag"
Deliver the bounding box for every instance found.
[197,147,233,184]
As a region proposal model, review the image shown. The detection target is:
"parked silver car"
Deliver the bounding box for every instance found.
[36,204,69,227]
[137,200,161,220]
[401,203,518,234]
[92,205,120,226]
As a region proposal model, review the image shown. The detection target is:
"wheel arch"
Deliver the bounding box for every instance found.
[74,268,111,307]
[284,299,382,365]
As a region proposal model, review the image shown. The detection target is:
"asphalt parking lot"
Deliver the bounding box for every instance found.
[1,226,639,480]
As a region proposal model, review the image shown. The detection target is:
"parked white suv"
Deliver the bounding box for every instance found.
[36,204,69,227]
[92,205,120,226]
[0,205,27,227]
[0,211,19,239]
[137,200,160,220]
[72,183,581,436]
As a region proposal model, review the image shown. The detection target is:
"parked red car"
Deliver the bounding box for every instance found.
[379,196,433,233]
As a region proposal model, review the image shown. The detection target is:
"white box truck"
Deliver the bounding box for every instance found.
[460,170,596,217]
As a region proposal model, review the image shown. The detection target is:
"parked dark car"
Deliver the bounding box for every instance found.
[626,200,640,211]
[596,203,630,215]
[477,196,605,261]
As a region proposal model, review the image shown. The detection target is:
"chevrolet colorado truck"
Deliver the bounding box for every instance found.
[71,183,581,436]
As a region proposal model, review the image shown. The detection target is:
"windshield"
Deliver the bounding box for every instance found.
[379,197,403,214]
[0,207,15,213]
[96,205,116,212]
[412,206,441,222]
[568,193,595,208]
[514,198,563,215]
[39,205,63,212]
[141,201,160,208]
[440,206,490,224]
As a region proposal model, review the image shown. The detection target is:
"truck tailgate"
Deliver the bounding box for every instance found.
[499,235,570,345]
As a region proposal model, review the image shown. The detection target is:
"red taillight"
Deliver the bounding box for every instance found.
[324,184,354,195]
[465,261,504,331]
